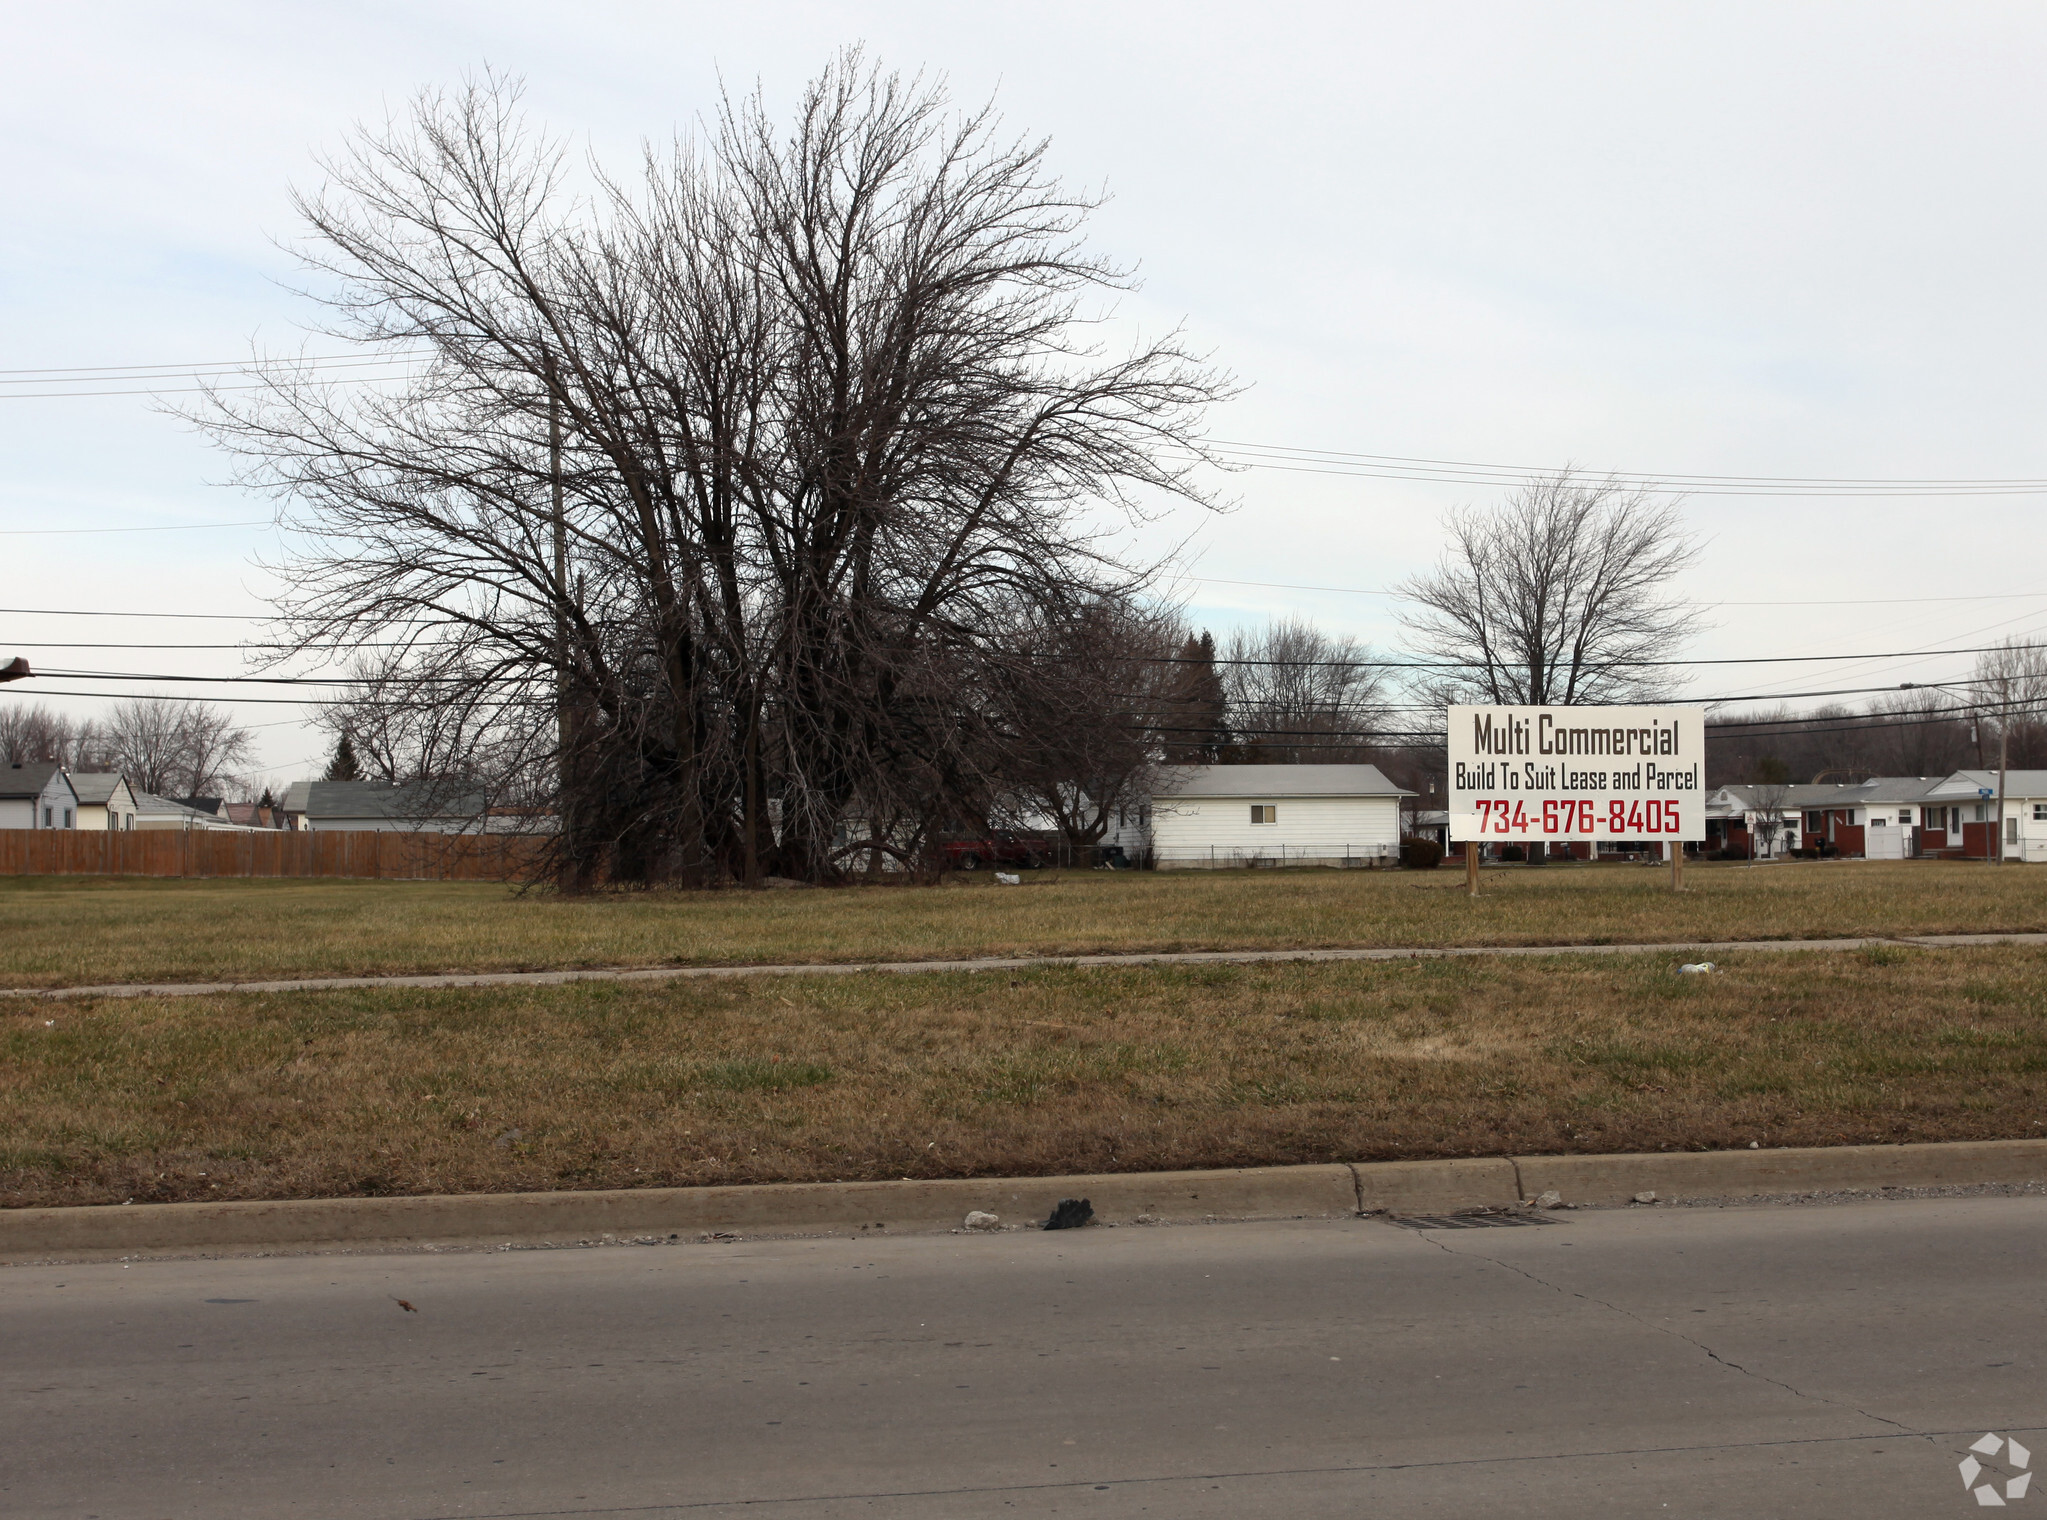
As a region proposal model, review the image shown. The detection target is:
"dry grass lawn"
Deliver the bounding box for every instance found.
[2,859,2044,990]
[7,943,2047,1210]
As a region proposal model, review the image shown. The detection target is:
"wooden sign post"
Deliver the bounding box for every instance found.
[1466,840,1479,897]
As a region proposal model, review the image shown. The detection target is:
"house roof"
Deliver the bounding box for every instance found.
[0,762,75,802]
[291,779,488,820]
[1929,770,2047,800]
[1153,763,1417,800]
[131,790,223,824]
[66,772,131,806]
[1710,783,1855,812]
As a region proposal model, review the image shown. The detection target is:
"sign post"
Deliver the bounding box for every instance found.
[1447,705,1707,889]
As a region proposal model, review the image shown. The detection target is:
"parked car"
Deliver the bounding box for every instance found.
[943,832,1050,870]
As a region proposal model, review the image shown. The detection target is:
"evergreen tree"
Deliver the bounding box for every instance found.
[323,732,362,782]
[1163,632,1230,763]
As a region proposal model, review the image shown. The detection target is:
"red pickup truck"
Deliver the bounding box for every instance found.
[942,832,1050,870]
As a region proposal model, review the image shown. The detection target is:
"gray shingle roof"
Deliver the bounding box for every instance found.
[1932,770,2047,799]
[295,779,488,820]
[66,772,130,806]
[0,762,73,801]
[1153,763,1416,799]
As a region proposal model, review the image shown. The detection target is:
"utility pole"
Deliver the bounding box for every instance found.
[547,355,568,775]
[1999,709,2011,865]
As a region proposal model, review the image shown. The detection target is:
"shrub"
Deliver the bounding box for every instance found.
[1400,836,1444,870]
[1500,844,1527,863]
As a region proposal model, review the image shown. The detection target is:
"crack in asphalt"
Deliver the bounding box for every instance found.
[1410,1229,1920,1435]
[404,1425,2011,1517]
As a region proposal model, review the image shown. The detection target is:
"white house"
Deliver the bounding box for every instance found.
[1925,770,2047,862]
[0,762,79,830]
[131,791,256,831]
[69,772,140,832]
[1148,763,1414,869]
[281,779,514,833]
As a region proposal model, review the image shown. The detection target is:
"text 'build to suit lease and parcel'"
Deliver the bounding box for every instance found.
[1448,706,1706,843]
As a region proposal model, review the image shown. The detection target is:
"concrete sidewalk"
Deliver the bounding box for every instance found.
[7,929,2046,1001]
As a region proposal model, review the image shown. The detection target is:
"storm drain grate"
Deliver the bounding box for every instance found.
[1389,1213,1558,1230]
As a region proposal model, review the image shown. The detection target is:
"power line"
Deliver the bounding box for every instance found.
[0,351,424,377]
[1203,437,2047,488]
[0,520,271,537]
[9,347,2047,497]
[1186,573,2047,609]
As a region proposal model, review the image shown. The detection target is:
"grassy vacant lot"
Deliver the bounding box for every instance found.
[3,859,2045,989]
[7,944,2047,1209]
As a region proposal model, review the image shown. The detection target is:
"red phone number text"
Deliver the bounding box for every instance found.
[1474,798,1685,835]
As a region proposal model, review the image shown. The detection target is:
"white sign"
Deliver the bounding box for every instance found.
[1448,705,1706,843]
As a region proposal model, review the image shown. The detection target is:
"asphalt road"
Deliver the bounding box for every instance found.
[5,1196,2042,1518]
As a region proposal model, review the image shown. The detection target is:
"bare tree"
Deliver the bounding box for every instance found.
[198,58,1230,887]
[1221,616,1387,763]
[97,699,257,797]
[1397,472,1704,707]
[996,598,1183,855]
[0,703,76,767]
[1974,636,2047,770]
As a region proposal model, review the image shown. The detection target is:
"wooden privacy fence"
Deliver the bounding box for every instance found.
[0,829,547,882]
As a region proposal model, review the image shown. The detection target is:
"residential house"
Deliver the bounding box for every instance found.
[1797,777,1949,859]
[131,791,253,831]
[281,779,503,833]
[69,772,140,831]
[1702,783,1852,858]
[0,762,79,829]
[1148,763,1415,869]
[1924,771,2047,862]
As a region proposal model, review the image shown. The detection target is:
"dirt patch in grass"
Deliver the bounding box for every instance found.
[8,944,2047,1209]
[3,859,2046,989]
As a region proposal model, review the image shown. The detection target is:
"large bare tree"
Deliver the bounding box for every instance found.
[1397,472,1704,707]
[1221,616,1388,763]
[97,699,257,798]
[199,58,1230,886]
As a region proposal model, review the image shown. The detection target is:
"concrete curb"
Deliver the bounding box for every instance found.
[1511,1138,2047,1207]
[9,931,2047,1001]
[9,1138,2047,1263]
[0,1165,1361,1263]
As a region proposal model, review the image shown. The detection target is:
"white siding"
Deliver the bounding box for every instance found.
[1150,795,1402,867]
[0,799,32,829]
[307,814,479,834]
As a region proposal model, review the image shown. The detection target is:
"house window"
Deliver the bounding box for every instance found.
[41,805,51,828]
[1870,816,1886,827]
[2034,804,2047,822]
[1897,808,1912,825]
[1250,804,1277,825]
[63,808,73,829]
[1806,811,1825,832]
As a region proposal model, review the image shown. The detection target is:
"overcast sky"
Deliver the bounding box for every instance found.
[5,2,2046,779]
